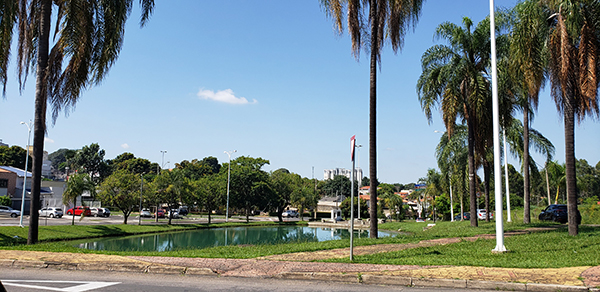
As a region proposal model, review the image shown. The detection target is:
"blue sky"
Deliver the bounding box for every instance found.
[1,1,599,184]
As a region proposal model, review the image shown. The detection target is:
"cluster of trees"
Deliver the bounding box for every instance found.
[59,144,320,225]
[417,0,599,235]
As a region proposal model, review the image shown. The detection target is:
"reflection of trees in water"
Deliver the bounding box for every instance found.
[77,227,388,252]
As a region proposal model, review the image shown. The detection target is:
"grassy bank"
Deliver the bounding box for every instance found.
[1,220,598,268]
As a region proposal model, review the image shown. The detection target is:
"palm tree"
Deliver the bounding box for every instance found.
[320,0,425,237]
[418,17,494,227]
[508,0,549,224]
[0,0,154,244]
[544,0,600,235]
[435,125,469,221]
[62,173,95,226]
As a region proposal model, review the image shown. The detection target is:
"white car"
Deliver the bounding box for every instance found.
[39,207,63,218]
[0,205,20,218]
[282,210,299,218]
[477,209,493,220]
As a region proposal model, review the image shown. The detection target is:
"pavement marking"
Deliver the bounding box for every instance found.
[1,280,120,291]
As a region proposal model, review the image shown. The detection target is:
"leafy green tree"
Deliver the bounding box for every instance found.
[321,0,425,238]
[0,145,30,170]
[228,156,273,222]
[48,148,77,173]
[107,152,157,179]
[545,0,600,235]
[190,174,224,224]
[0,0,154,244]
[322,175,357,199]
[176,157,221,180]
[0,196,11,206]
[436,125,468,221]
[340,196,369,219]
[153,168,190,225]
[62,173,94,225]
[576,159,600,200]
[379,191,403,221]
[290,177,320,221]
[71,143,109,185]
[270,169,295,222]
[97,170,141,224]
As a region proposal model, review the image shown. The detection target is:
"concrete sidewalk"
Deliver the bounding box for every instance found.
[0,249,598,291]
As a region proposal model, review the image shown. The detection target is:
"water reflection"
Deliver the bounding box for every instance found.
[76,226,393,252]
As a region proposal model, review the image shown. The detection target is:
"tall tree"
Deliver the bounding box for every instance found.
[71,143,109,184]
[544,0,600,235]
[153,168,190,225]
[97,169,141,224]
[0,0,153,244]
[228,156,272,222]
[321,0,425,238]
[417,17,493,227]
[508,0,549,223]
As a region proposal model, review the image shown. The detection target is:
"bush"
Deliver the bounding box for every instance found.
[0,196,10,206]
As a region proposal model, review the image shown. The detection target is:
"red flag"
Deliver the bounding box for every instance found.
[351,135,356,161]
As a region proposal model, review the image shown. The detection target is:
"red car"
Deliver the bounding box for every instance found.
[155,209,165,218]
[66,206,91,216]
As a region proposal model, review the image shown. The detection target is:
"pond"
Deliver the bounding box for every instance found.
[75,226,395,252]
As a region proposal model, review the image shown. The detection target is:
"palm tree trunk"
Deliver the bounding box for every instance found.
[368,0,379,238]
[483,160,490,222]
[28,0,52,245]
[523,105,531,223]
[564,97,578,236]
[467,119,478,227]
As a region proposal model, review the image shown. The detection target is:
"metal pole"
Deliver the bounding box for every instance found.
[350,136,356,261]
[225,150,236,223]
[356,145,362,220]
[503,130,511,222]
[490,0,507,253]
[139,173,143,225]
[19,120,32,228]
[160,150,167,172]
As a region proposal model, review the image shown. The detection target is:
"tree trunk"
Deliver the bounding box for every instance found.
[523,106,531,223]
[564,96,578,236]
[467,119,478,227]
[483,160,491,222]
[28,0,52,245]
[368,0,379,239]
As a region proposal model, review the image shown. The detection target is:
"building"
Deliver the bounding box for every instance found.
[0,166,53,214]
[26,146,52,178]
[323,168,363,182]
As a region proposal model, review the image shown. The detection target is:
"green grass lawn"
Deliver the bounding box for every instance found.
[1,219,598,268]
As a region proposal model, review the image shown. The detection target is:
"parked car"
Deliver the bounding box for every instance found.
[0,205,20,218]
[177,206,189,216]
[66,206,91,216]
[455,212,471,220]
[155,209,165,218]
[140,209,152,218]
[167,209,180,219]
[477,209,493,220]
[38,207,63,218]
[101,208,111,217]
[415,217,425,222]
[90,207,110,217]
[539,204,581,224]
[282,210,299,218]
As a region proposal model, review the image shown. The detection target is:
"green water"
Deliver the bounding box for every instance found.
[75,226,393,252]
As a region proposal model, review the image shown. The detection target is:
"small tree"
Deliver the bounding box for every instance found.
[62,173,94,225]
[97,170,141,224]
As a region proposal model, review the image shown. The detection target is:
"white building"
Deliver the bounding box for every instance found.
[323,168,363,182]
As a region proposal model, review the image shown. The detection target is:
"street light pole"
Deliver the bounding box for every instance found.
[224,150,237,223]
[356,144,362,220]
[19,120,32,228]
[139,173,144,226]
[160,150,167,173]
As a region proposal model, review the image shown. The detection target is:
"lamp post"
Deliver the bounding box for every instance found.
[356,144,362,220]
[224,150,237,223]
[139,173,144,225]
[160,150,167,173]
[19,120,32,228]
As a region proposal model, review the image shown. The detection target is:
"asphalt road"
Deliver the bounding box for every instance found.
[0,268,497,292]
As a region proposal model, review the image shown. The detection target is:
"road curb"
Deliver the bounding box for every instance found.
[360,274,411,286]
[467,280,527,291]
[526,283,589,292]
[276,272,359,283]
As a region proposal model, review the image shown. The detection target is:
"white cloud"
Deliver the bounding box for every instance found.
[121,143,130,149]
[197,88,257,105]
[44,138,54,143]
